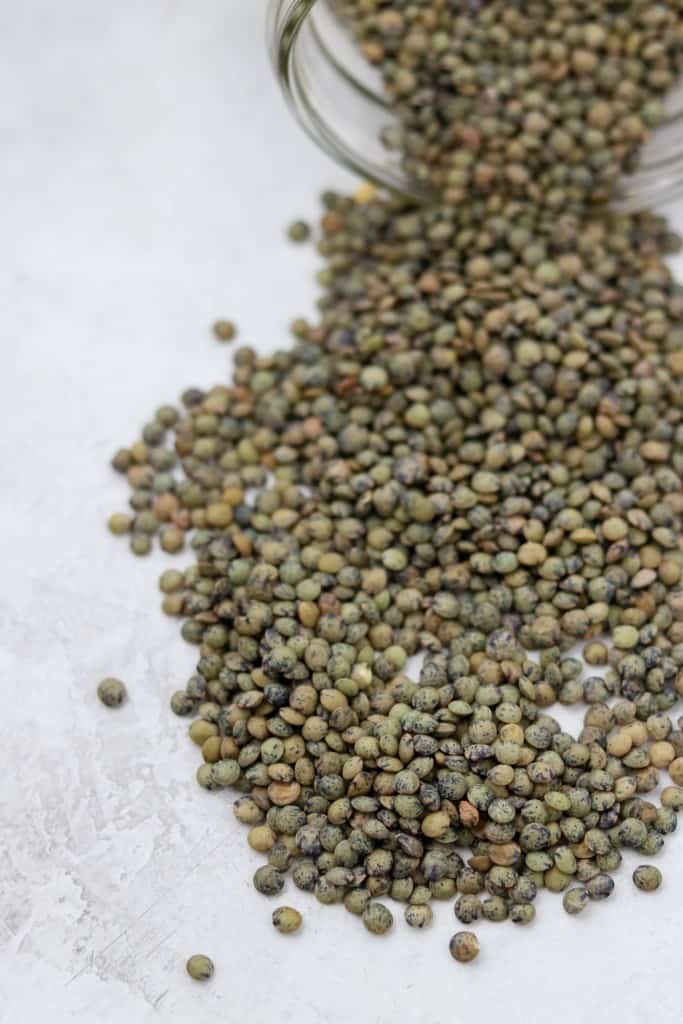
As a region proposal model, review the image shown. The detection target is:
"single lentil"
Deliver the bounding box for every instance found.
[633,866,663,893]
[186,955,214,981]
[97,677,127,708]
[449,931,480,964]
[272,906,303,933]
[213,320,236,342]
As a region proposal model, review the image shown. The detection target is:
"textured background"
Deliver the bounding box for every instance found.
[1,3,682,1022]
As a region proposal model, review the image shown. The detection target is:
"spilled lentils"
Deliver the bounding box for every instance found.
[108,192,683,958]
[106,0,683,969]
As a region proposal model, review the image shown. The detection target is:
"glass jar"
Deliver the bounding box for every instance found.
[268,0,683,210]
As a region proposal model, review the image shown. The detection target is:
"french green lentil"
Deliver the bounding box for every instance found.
[97,677,127,708]
[272,906,303,933]
[213,320,236,342]
[186,954,214,981]
[632,865,663,893]
[253,866,285,897]
[404,904,433,929]
[288,220,311,243]
[362,902,393,935]
[563,887,590,916]
[449,931,480,964]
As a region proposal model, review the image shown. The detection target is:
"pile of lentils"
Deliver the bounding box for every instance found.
[334,0,683,204]
[105,0,683,967]
[108,193,683,955]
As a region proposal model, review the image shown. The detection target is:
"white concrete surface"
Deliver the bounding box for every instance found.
[0,3,682,1023]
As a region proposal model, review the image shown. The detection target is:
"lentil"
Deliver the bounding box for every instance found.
[449,931,480,964]
[632,865,663,892]
[186,955,214,981]
[96,677,127,708]
[272,906,303,933]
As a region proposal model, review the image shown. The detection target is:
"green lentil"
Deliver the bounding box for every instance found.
[272,906,303,933]
[404,904,433,929]
[287,220,311,243]
[449,931,480,964]
[213,320,236,342]
[130,534,151,556]
[344,888,371,916]
[96,677,127,708]
[632,865,662,893]
[585,874,615,902]
[563,887,590,916]
[186,954,214,981]
[253,866,285,897]
[509,903,536,926]
[362,902,393,935]
[108,513,132,535]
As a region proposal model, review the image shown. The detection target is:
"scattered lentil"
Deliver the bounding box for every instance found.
[449,931,480,964]
[633,865,662,893]
[213,320,236,342]
[288,220,311,243]
[362,902,393,935]
[96,677,127,708]
[272,906,303,933]
[186,955,214,981]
